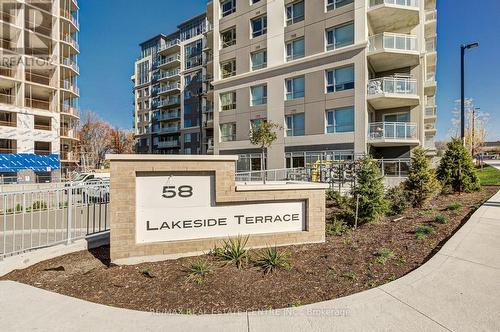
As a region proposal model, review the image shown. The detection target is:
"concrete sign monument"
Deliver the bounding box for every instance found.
[107,155,327,264]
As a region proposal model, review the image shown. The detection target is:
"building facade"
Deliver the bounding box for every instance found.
[133,0,437,172]
[0,0,80,182]
[211,0,437,171]
[132,14,214,155]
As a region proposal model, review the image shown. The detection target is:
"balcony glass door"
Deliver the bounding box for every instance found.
[384,113,410,138]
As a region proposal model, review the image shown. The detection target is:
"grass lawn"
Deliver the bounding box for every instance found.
[477,165,500,186]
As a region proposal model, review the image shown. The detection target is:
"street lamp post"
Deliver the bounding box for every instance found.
[460,42,479,144]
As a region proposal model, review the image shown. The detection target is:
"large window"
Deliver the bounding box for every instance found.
[326,65,354,93]
[221,0,236,17]
[286,1,305,26]
[286,37,305,61]
[220,27,236,48]
[251,16,267,38]
[326,0,353,12]
[220,91,236,111]
[220,59,236,78]
[220,123,236,141]
[285,114,305,136]
[326,22,354,51]
[251,49,267,70]
[285,76,305,100]
[326,107,354,133]
[251,85,267,105]
[384,112,410,122]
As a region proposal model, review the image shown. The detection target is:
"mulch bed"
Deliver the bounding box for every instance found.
[2,186,498,314]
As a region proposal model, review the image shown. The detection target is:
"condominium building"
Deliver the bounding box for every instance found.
[0,0,80,182]
[211,0,437,171]
[132,13,214,155]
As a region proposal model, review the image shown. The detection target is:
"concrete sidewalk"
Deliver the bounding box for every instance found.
[1,191,500,331]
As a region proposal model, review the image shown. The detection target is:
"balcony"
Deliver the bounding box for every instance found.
[158,82,181,95]
[157,140,180,148]
[203,111,214,128]
[368,122,419,146]
[157,125,180,134]
[62,80,79,95]
[425,122,436,133]
[0,93,15,105]
[61,104,80,118]
[60,151,79,162]
[26,71,52,86]
[425,72,436,95]
[158,39,180,55]
[368,0,419,34]
[368,33,419,71]
[25,98,50,111]
[367,77,419,110]
[158,69,180,81]
[60,9,80,30]
[62,58,79,73]
[157,54,181,69]
[425,10,437,37]
[60,128,78,140]
[157,96,180,108]
[425,106,436,120]
[62,34,80,52]
[157,110,181,121]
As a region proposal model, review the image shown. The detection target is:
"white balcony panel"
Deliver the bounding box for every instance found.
[368,122,420,147]
[367,77,420,110]
[368,0,420,34]
[368,33,419,72]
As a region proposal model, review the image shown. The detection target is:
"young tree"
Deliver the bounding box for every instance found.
[78,111,112,169]
[405,147,439,207]
[249,120,281,184]
[351,156,388,225]
[437,138,480,193]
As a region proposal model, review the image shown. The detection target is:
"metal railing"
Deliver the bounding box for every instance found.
[368,33,418,52]
[159,69,180,80]
[157,96,180,107]
[157,110,181,121]
[158,54,180,66]
[157,140,179,148]
[369,0,419,7]
[368,122,418,140]
[367,77,417,95]
[0,182,110,259]
[236,168,310,183]
[158,39,180,52]
[159,82,180,94]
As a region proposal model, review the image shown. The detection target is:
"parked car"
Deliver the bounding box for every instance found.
[67,172,110,186]
[81,178,110,203]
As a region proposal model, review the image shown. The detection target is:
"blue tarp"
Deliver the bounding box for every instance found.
[0,154,60,172]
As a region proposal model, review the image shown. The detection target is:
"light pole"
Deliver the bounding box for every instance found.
[461,42,479,144]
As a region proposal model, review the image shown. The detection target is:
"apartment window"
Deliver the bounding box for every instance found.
[221,0,236,17]
[326,0,353,11]
[326,65,354,93]
[251,50,267,70]
[220,123,236,141]
[326,107,354,133]
[220,91,236,111]
[251,85,267,106]
[251,16,267,38]
[286,37,305,61]
[326,22,354,51]
[285,114,305,136]
[286,1,305,26]
[384,112,410,122]
[220,59,236,78]
[251,0,261,4]
[220,27,236,48]
[285,76,305,100]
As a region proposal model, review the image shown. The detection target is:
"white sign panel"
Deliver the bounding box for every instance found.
[136,175,305,243]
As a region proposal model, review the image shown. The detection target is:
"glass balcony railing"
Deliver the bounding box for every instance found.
[157,140,179,148]
[370,0,419,8]
[368,122,418,140]
[368,77,417,95]
[158,54,180,66]
[159,69,180,80]
[158,39,180,52]
[368,33,418,52]
[159,82,180,94]
[158,110,181,121]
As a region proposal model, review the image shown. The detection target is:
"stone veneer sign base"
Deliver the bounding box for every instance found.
[106,155,328,264]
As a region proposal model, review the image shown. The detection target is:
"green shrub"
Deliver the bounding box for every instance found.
[447,202,463,211]
[415,224,434,239]
[405,147,440,207]
[373,248,395,265]
[350,156,388,225]
[139,268,154,278]
[342,272,358,281]
[256,246,291,274]
[437,138,480,192]
[219,235,249,268]
[434,214,448,224]
[326,218,349,236]
[186,259,212,284]
[385,184,412,215]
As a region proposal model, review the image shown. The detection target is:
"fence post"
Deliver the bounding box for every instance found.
[66,187,73,245]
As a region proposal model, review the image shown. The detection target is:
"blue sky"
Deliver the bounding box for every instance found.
[78,0,500,141]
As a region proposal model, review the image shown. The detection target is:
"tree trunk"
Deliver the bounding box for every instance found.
[261,147,266,184]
